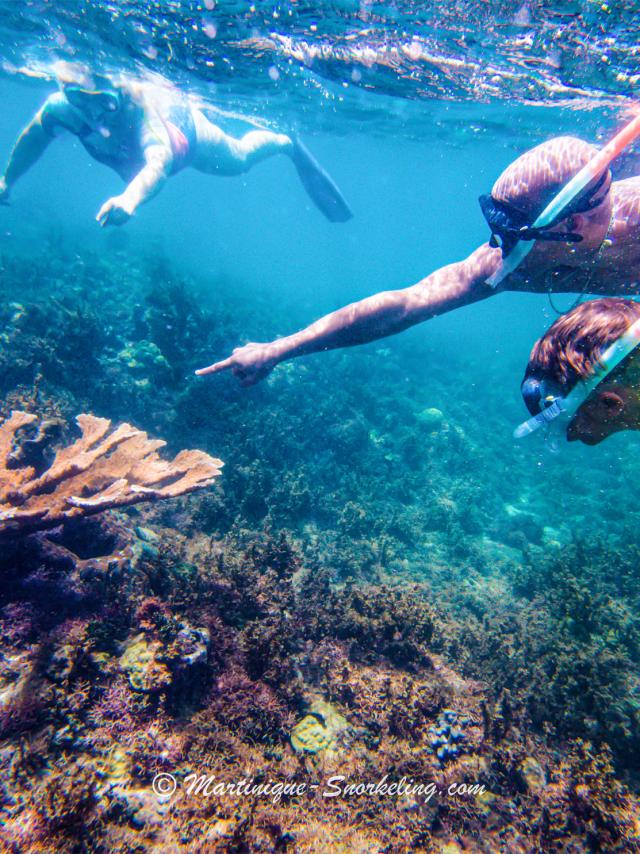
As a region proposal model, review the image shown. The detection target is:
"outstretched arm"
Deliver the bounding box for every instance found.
[0,93,80,202]
[197,243,503,385]
[96,141,173,227]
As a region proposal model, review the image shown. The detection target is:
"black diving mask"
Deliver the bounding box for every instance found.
[521,375,564,416]
[479,170,609,257]
[65,84,121,120]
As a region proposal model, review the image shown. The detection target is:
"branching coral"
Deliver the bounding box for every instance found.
[0,411,223,535]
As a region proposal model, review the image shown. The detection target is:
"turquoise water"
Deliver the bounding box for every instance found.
[1,69,637,540]
[1,2,640,848]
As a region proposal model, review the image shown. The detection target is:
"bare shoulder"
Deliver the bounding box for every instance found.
[128,79,181,114]
[118,77,143,99]
[611,177,640,235]
[612,176,640,209]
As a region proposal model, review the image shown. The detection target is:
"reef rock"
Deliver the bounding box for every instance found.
[120,623,211,694]
[416,407,446,430]
[519,756,546,793]
[0,411,223,536]
[120,634,172,694]
[173,625,210,668]
[290,699,349,756]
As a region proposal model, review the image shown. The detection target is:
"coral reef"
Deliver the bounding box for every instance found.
[0,242,639,850]
[0,528,638,851]
[0,411,223,535]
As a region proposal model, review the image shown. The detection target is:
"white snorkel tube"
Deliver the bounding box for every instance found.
[487,111,640,288]
[514,316,640,440]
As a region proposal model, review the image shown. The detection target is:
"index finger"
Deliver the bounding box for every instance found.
[195,357,235,376]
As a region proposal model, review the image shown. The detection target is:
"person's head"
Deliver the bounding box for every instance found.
[54,61,121,120]
[521,298,640,445]
[480,136,613,256]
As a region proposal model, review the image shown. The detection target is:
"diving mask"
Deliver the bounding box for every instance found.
[64,84,121,118]
[485,110,640,288]
[479,170,608,258]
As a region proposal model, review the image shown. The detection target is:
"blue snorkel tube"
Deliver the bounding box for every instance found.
[514,316,640,441]
[487,112,640,289]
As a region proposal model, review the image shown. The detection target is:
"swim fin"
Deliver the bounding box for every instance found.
[291,138,353,222]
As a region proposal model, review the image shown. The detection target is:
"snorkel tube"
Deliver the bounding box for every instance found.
[487,111,640,288]
[514,315,640,440]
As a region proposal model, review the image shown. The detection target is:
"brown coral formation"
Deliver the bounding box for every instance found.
[0,411,223,536]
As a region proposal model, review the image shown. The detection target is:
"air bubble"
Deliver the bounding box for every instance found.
[203,19,217,39]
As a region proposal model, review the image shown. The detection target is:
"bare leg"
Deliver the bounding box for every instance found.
[191,112,291,175]
[231,129,293,167]
[191,110,352,221]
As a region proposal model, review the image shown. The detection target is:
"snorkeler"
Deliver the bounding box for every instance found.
[517,298,640,446]
[0,63,352,227]
[198,128,640,387]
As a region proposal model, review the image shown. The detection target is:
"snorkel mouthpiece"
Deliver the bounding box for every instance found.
[513,397,567,440]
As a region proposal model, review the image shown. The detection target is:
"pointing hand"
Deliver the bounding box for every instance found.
[196,342,278,387]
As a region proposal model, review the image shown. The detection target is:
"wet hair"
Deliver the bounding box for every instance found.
[492,136,611,218]
[524,299,640,395]
[54,61,93,89]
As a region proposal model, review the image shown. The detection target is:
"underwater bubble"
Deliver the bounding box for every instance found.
[202,18,217,39]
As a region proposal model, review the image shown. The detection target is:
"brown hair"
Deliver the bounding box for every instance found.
[492,136,609,217]
[525,298,640,391]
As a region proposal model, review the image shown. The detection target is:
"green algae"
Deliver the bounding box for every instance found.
[0,244,639,850]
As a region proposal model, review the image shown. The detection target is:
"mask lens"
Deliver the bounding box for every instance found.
[99,92,120,113]
[521,376,544,415]
[64,85,86,108]
[65,86,119,116]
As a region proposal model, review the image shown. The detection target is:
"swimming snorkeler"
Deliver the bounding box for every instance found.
[0,63,352,227]
[197,125,640,387]
[517,298,640,446]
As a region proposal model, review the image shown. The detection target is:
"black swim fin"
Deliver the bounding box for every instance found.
[291,138,353,222]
